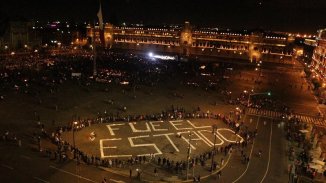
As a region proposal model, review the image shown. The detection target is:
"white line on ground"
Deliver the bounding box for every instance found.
[20,155,32,160]
[109,178,125,183]
[248,114,276,119]
[153,133,180,152]
[34,177,50,183]
[49,165,97,183]
[1,164,14,170]
[232,116,260,183]
[260,122,273,183]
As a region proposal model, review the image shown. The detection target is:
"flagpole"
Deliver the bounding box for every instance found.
[97,0,105,47]
[92,21,97,78]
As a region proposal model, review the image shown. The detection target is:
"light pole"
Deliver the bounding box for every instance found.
[247,94,252,107]
[210,124,218,172]
[186,131,192,180]
[72,121,78,159]
[72,121,79,183]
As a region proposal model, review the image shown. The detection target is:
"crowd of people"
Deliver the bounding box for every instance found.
[23,97,262,182]
[1,50,325,182]
[285,116,326,181]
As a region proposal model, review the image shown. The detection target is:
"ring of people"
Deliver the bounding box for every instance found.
[76,120,245,159]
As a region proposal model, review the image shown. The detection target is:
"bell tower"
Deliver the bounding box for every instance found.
[249,31,263,62]
[104,23,114,48]
[180,21,193,56]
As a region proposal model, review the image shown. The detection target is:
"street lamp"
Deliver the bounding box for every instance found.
[72,121,80,183]
[186,131,193,180]
[72,121,78,159]
[210,124,218,172]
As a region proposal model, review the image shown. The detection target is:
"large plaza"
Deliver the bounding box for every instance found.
[0,50,325,182]
[1,1,326,182]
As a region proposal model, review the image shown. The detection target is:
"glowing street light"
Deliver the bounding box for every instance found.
[72,121,78,159]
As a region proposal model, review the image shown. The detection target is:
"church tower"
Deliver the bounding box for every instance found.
[180,21,193,56]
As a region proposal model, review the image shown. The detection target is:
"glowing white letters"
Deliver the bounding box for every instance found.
[99,121,244,158]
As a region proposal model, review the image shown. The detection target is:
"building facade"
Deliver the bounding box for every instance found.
[312,29,326,82]
[310,29,326,102]
[0,20,41,51]
[86,23,114,48]
[87,22,295,64]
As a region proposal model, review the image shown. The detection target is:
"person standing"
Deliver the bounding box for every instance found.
[154,167,158,176]
[289,163,296,183]
[216,170,222,180]
[136,169,141,180]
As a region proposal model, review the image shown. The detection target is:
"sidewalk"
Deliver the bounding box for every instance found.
[285,134,326,183]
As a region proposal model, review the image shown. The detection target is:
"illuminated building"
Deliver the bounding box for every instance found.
[302,38,317,63]
[86,23,114,48]
[87,22,295,63]
[311,29,326,82]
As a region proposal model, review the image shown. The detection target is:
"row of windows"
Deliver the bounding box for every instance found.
[312,54,326,65]
[115,38,180,45]
[116,27,175,32]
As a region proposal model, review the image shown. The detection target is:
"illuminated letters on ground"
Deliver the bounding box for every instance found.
[99,120,243,158]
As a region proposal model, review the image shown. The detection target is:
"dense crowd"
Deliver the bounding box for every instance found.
[285,116,326,181]
[30,104,257,181]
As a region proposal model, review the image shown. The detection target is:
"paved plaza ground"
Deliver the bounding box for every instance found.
[0,55,325,182]
[62,119,243,160]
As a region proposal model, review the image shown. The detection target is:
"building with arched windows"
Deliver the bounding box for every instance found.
[310,29,326,102]
[311,29,326,83]
[87,21,295,64]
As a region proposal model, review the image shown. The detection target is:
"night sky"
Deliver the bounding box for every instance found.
[1,0,326,33]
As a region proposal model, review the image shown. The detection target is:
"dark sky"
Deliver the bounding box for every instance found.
[1,0,326,33]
